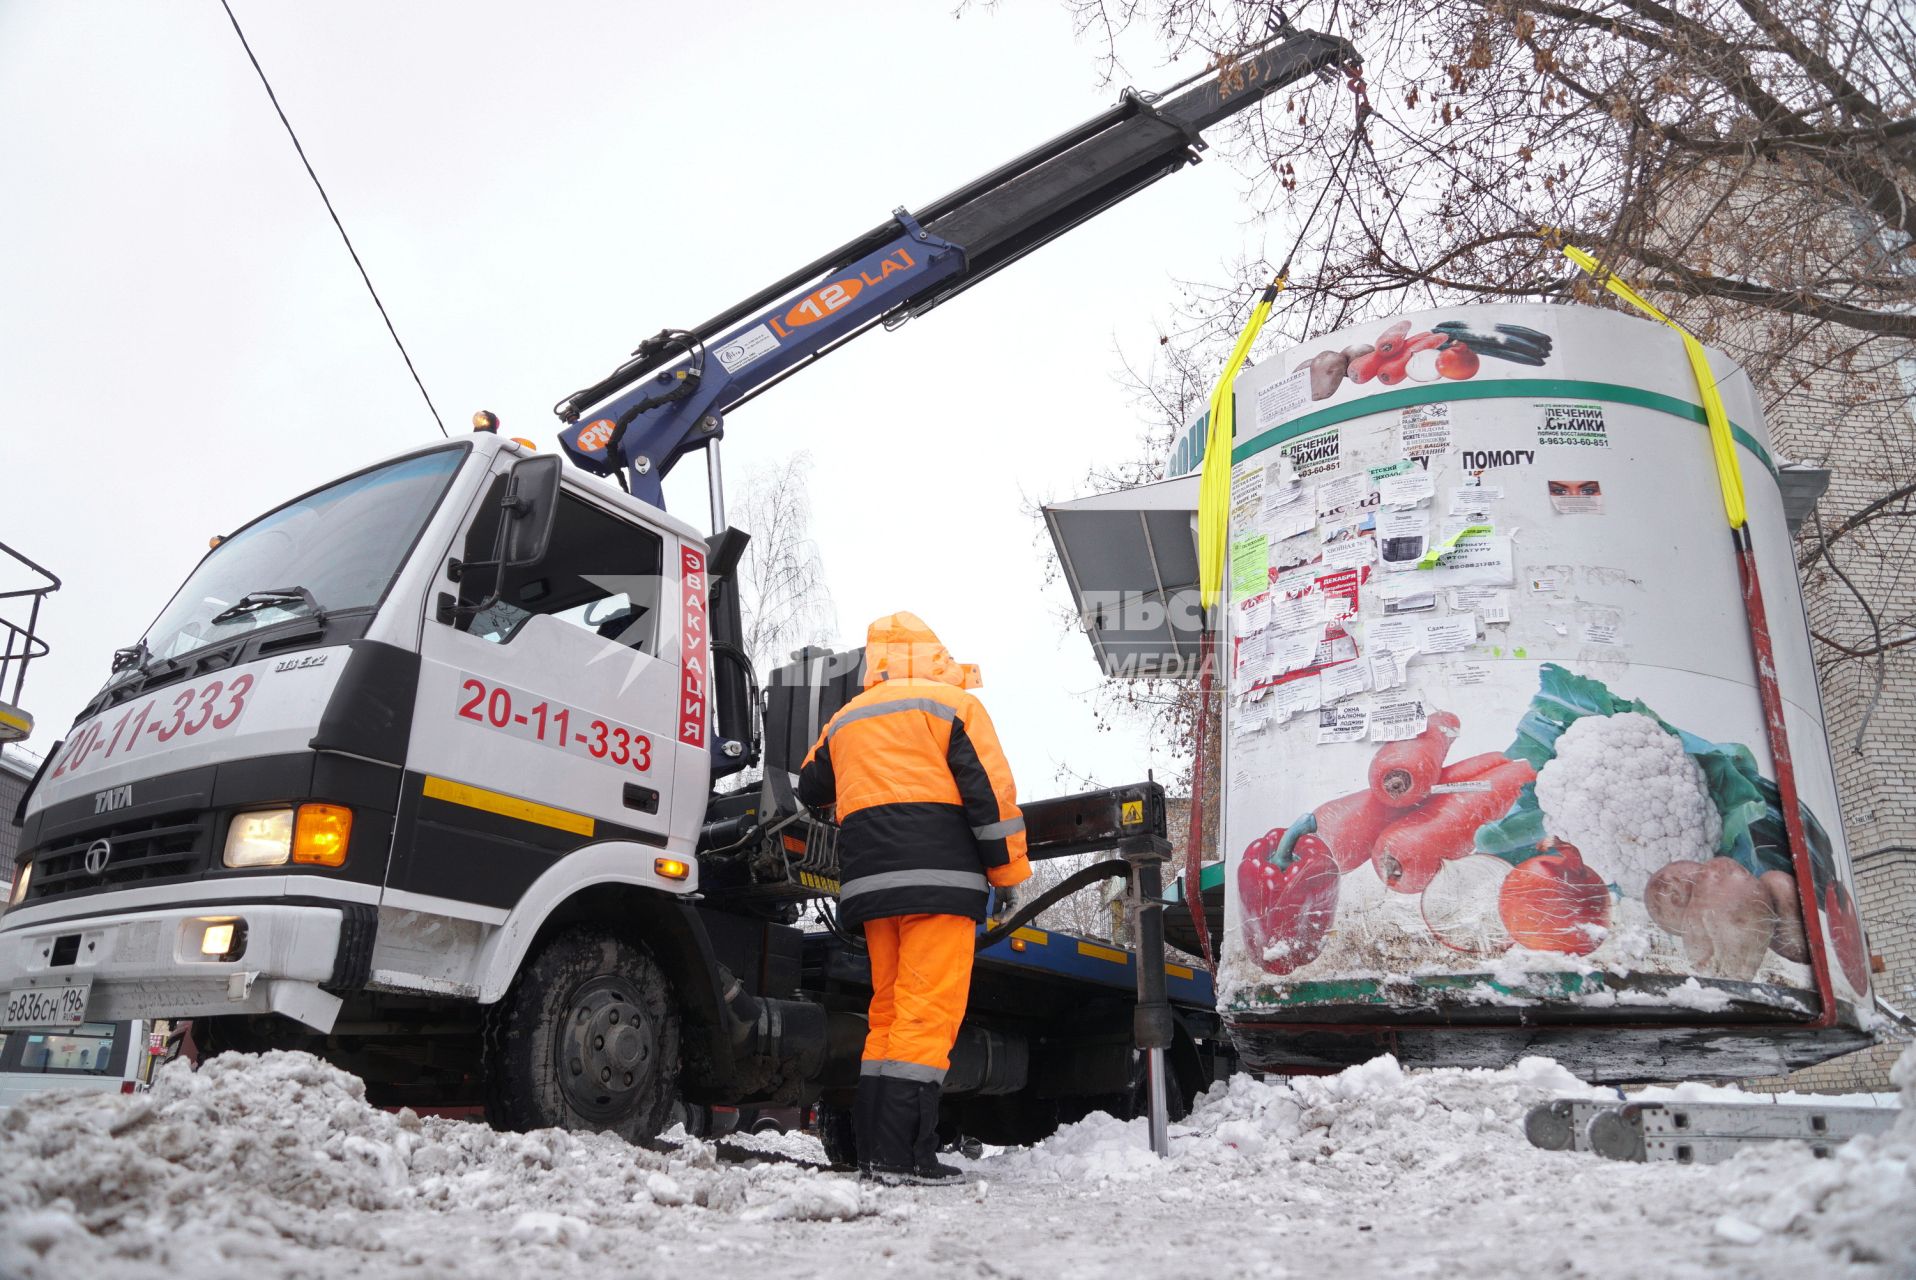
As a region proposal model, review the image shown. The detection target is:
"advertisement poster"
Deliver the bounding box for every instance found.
[1222,305,1871,1031]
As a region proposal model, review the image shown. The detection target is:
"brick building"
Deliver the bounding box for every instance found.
[1759,350,1916,1091]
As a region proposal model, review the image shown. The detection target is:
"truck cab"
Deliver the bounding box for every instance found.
[2,435,747,1123]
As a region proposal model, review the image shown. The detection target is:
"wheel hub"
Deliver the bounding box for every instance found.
[557,976,655,1121]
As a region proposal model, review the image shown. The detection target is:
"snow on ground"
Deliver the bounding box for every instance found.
[2,1046,1911,1280]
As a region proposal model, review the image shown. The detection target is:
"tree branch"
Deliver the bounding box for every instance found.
[1797,478,1916,567]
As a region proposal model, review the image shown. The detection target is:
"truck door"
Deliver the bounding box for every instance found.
[391,467,683,914]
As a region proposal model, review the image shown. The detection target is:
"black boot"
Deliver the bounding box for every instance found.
[851,1074,882,1174]
[860,1076,920,1184]
[909,1080,965,1186]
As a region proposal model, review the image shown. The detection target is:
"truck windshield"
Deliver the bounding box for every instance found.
[136,449,465,664]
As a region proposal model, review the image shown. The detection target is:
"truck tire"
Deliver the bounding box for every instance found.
[482,925,681,1142]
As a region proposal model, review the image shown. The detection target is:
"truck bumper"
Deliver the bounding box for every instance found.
[0,904,351,1032]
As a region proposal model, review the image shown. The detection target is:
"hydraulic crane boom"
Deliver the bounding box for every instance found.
[555,29,1357,505]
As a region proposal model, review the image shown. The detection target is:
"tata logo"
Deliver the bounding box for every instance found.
[84,839,113,876]
[93,785,134,815]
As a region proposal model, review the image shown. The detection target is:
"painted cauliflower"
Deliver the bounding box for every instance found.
[1533,711,1721,896]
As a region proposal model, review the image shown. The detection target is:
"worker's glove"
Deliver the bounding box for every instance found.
[993,884,1020,918]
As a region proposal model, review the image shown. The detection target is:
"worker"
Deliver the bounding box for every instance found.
[799,612,1029,1185]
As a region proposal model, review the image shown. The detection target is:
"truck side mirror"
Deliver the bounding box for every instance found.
[502,454,561,569]
[441,455,565,624]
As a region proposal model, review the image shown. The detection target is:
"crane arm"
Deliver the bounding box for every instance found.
[555,30,1357,504]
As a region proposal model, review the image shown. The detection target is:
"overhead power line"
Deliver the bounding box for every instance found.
[217,0,449,437]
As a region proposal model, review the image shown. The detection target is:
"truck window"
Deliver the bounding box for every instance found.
[10,1022,120,1074]
[135,448,466,664]
[460,484,665,654]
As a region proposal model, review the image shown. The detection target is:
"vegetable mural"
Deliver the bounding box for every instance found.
[1291,320,1554,400]
[1237,664,1864,989]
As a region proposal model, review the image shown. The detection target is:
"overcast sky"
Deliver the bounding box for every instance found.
[0,1,1317,793]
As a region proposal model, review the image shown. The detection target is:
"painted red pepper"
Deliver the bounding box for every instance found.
[1368,710,1461,808]
[1371,759,1538,894]
[1239,832,1341,975]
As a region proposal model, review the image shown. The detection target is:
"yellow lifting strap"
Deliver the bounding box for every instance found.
[1557,242,1747,530]
[1197,277,1285,613]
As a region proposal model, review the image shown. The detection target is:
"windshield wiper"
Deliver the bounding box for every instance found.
[210,585,322,625]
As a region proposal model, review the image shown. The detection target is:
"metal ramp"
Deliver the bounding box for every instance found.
[1525,1096,1899,1163]
[0,541,59,744]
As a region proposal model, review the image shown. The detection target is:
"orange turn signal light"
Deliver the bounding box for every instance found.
[654,857,690,881]
[292,803,353,867]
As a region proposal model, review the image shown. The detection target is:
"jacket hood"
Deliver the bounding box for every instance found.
[863,611,982,690]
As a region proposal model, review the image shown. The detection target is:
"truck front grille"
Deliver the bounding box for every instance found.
[25,812,211,903]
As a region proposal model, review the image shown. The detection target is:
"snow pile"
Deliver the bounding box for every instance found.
[1713,1043,1916,1266]
[2,1045,1911,1278]
[0,1051,871,1278]
[996,1046,1915,1274]
[1004,1052,1604,1185]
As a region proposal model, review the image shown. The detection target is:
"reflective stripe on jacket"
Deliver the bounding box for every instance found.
[798,612,1029,927]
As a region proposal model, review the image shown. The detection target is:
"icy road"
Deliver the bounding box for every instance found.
[2,1047,1910,1279]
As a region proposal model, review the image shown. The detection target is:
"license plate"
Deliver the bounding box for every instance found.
[1,980,91,1028]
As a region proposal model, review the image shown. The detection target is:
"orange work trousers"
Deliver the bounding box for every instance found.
[861,913,975,1079]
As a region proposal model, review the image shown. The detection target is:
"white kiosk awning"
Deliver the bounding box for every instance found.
[1042,474,1201,677]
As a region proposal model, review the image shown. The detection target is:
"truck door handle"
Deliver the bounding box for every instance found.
[623,783,660,815]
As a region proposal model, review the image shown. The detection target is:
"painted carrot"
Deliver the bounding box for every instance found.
[1308,789,1395,873]
[1369,710,1461,808]
[1436,752,1509,784]
[1371,759,1538,894]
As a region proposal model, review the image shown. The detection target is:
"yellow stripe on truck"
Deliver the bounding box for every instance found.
[1077,940,1127,965]
[422,776,596,837]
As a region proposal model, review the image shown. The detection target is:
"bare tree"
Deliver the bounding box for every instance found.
[1029,335,1232,891]
[732,452,840,677]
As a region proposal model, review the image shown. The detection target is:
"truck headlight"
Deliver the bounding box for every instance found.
[223,804,353,868]
[224,808,294,867]
[6,860,29,906]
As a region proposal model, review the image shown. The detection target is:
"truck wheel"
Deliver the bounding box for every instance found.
[482,925,681,1142]
[815,1102,858,1170]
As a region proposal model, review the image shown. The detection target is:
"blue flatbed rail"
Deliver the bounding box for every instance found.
[975,923,1214,1007]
